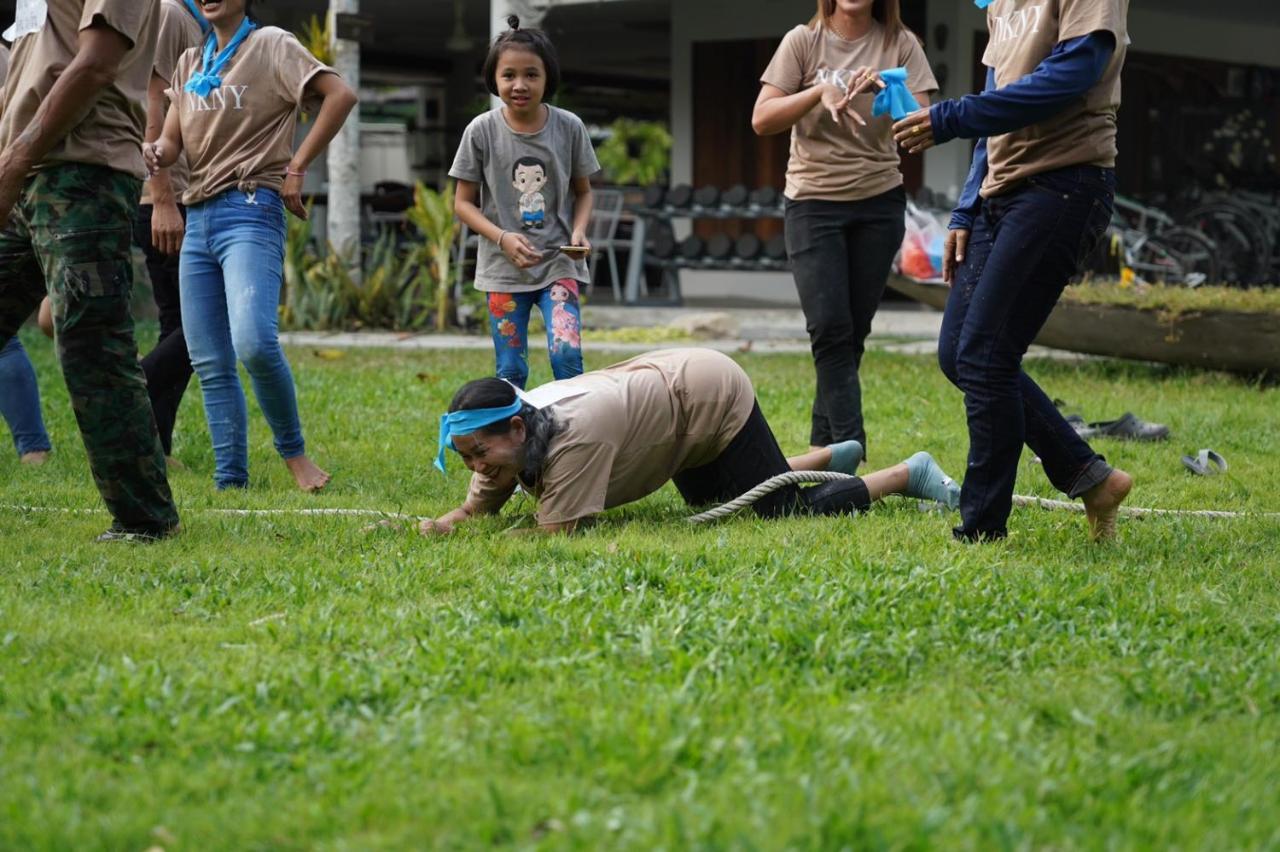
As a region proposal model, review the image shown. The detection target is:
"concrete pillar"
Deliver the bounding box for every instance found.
[328,0,362,279]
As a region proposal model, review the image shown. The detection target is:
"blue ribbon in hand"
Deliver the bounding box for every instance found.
[184,16,257,97]
[871,67,921,121]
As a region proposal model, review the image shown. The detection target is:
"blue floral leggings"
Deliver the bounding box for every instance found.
[487,279,584,389]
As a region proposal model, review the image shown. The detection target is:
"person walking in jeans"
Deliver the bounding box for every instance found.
[753,0,936,462]
[0,0,179,541]
[146,0,357,491]
[892,0,1133,541]
[0,336,52,465]
[135,0,206,464]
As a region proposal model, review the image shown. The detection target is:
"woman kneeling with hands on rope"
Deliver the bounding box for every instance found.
[422,349,961,535]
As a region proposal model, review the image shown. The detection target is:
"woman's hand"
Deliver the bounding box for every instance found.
[843,65,884,101]
[943,228,969,286]
[282,170,308,220]
[820,82,866,128]
[499,231,543,268]
[142,141,170,176]
[418,517,455,536]
[893,108,936,154]
[570,229,591,254]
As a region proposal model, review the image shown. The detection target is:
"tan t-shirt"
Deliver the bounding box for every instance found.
[981,0,1128,197]
[761,21,938,202]
[465,349,757,526]
[141,0,204,204]
[172,26,334,205]
[0,0,159,178]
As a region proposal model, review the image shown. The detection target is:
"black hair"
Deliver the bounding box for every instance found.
[448,378,557,485]
[511,155,547,182]
[482,15,562,100]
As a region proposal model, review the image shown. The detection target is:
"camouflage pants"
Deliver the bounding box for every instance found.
[0,163,178,533]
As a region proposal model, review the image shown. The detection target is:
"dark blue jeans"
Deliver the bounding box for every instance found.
[938,165,1116,540]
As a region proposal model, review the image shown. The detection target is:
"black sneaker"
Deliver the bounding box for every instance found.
[95,523,180,543]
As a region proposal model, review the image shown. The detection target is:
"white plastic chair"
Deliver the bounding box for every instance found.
[587,188,625,302]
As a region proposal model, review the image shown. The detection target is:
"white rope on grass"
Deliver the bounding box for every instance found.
[683,470,1280,524]
[0,504,421,521]
[4,475,1279,528]
[686,470,856,523]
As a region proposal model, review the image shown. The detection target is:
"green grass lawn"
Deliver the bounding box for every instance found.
[2,327,1278,850]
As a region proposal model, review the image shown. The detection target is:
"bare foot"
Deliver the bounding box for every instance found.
[19,450,49,466]
[1083,469,1133,542]
[285,455,331,492]
[165,455,186,471]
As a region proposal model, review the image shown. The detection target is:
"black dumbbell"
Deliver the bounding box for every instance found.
[650,231,677,260]
[643,185,666,210]
[678,235,705,260]
[706,233,734,261]
[721,184,749,209]
[763,234,788,261]
[666,184,694,209]
[749,186,781,209]
[734,233,762,261]
[693,185,721,209]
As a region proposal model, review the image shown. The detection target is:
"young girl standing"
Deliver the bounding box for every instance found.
[145,0,357,492]
[450,16,600,389]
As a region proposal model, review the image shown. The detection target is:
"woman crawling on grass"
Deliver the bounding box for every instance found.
[421,348,961,535]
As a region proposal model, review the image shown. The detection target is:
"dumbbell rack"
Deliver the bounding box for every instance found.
[623,185,789,304]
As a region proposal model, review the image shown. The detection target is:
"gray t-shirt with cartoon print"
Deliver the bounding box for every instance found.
[450,105,601,293]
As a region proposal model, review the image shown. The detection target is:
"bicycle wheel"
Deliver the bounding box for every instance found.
[1185,201,1271,287]
[1128,235,1189,285]
[1159,226,1219,287]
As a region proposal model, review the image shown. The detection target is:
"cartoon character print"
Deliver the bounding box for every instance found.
[548,280,580,351]
[512,156,548,230]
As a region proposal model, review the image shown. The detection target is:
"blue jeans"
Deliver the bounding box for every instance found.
[487,279,584,389]
[938,165,1116,540]
[181,187,305,489]
[0,335,51,456]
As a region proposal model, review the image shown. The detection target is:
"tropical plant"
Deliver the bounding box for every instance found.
[406,180,460,331]
[296,14,333,65]
[595,118,672,186]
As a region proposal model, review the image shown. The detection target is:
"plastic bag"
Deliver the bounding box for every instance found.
[899,200,948,282]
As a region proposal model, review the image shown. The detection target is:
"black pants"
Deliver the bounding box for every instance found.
[785,186,906,453]
[674,402,870,518]
[134,203,192,456]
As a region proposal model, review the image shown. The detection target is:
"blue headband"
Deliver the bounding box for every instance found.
[434,399,524,473]
[871,67,921,121]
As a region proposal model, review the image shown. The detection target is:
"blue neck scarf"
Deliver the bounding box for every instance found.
[182,0,211,34]
[975,0,994,7]
[871,67,921,121]
[435,400,524,473]
[184,16,257,98]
